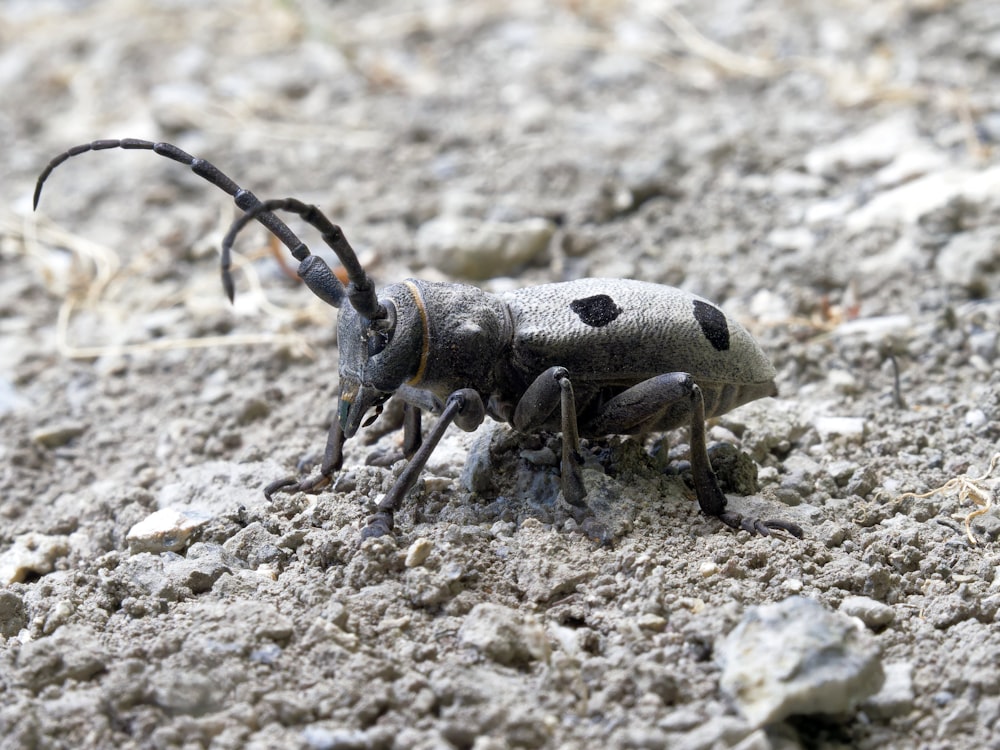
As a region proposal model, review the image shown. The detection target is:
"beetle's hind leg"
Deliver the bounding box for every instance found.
[582,373,803,539]
[686,382,803,538]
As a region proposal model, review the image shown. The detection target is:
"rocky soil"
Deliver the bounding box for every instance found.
[2,1,1000,748]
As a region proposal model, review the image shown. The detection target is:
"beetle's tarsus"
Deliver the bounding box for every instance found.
[684,383,803,539]
[715,510,803,539]
[364,389,486,534]
[263,473,332,501]
[221,268,236,303]
[365,448,403,468]
[263,476,299,501]
[763,519,805,538]
[361,511,394,539]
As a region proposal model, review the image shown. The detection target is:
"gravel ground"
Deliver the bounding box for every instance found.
[2,1,1000,748]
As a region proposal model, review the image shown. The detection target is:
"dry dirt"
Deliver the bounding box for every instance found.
[2,1,1000,748]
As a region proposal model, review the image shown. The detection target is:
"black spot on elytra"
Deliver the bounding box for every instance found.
[570,294,622,327]
[693,300,730,351]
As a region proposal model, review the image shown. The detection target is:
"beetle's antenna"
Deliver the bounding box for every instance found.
[224,197,386,321]
[32,139,346,307]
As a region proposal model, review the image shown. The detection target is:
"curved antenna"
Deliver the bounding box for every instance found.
[33,139,346,307]
[223,197,385,321]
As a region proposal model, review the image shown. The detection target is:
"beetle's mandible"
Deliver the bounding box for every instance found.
[34,139,803,540]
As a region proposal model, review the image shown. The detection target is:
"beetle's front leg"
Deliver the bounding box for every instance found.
[264,417,346,500]
[266,399,424,502]
[513,366,588,507]
[363,389,485,539]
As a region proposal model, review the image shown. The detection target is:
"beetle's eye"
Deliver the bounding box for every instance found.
[367,326,391,357]
[365,301,396,358]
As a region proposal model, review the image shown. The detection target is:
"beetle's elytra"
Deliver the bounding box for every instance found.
[34,139,803,540]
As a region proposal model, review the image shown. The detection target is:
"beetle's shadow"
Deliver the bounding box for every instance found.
[461,423,684,542]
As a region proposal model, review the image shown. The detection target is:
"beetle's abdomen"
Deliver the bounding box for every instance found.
[503,278,776,392]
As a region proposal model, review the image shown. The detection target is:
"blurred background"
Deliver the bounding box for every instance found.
[2,2,999,747]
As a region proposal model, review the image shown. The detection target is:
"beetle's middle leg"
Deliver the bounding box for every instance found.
[583,373,803,538]
[513,366,588,507]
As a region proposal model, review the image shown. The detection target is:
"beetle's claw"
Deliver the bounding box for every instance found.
[365,447,404,468]
[763,519,804,539]
[717,511,802,539]
[263,473,332,501]
[361,511,394,540]
[263,476,299,501]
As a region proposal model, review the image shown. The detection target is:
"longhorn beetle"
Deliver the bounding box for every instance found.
[34,139,803,540]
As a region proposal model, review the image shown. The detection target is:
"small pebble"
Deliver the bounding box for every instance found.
[127,508,210,553]
[458,603,548,667]
[416,216,554,280]
[862,662,915,718]
[636,613,667,632]
[31,422,86,449]
[0,533,71,584]
[964,408,987,430]
[699,561,720,577]
[405,537,433,568]
[840,595,895,629]
[935,227,1000,293]
[827,369,859,395]
[813,416,866,440]
[0,590,28,637]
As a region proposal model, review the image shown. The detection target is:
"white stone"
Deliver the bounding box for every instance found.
[840,595,895,628]
[804,114,919,176]
[863,662,915,718]
[935,228,1000,291]
[827,369,859,395]
[749,289,791,324]
[814,416,866,440]
[404,537,433,568]
[416,216,555,280]
[847,166,1000,233]
[856,236,924,286]
[965,409,988,430]
[126,508,210,553]
[0,533,70,584]
[718,596,885,727]
[699,561,720,577]
[832,314,913,342]
[767,227,816,252]
[458,602,549,666]
[874,148,948,189]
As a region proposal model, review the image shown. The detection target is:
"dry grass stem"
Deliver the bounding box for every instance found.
[896,453,1000,545]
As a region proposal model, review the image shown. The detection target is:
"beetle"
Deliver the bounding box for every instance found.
[34,139,803,540]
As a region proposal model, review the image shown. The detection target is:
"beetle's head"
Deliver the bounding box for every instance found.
[336,297,416,437]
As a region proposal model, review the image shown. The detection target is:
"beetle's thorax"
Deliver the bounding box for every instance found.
[336,279,511,435]
[398,279,512,395]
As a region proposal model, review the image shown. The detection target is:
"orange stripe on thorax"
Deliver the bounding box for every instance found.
[403,280,430,385]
